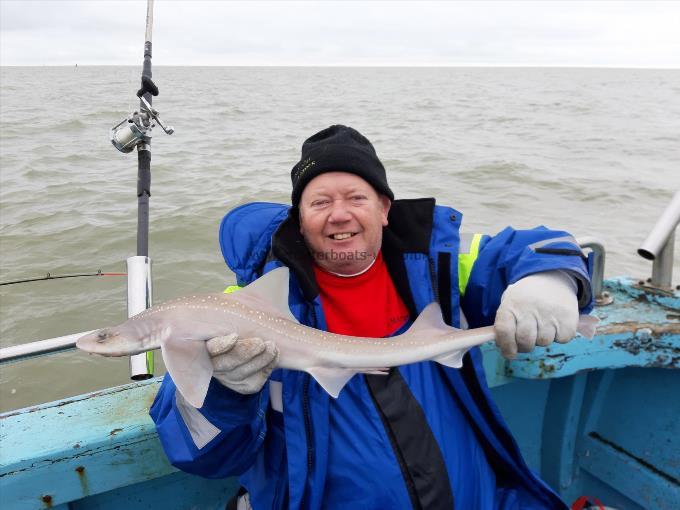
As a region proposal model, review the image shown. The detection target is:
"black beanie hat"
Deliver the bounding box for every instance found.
[290,125,394,206]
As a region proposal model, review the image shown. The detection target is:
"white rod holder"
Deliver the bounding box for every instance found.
[127,256,154,379]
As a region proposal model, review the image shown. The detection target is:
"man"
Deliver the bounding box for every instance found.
[151,125,593,509]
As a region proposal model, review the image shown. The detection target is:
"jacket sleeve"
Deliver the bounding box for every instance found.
[461,226,593,328]
[150,372,270,478]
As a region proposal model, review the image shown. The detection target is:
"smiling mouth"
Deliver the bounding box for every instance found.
[329,232,357,240]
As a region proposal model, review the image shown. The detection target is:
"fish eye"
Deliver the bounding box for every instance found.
[97,331,109,343]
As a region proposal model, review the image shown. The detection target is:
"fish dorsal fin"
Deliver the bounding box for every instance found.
[406,301,449,333]
[406,302,467,369]
[236,267,297,323]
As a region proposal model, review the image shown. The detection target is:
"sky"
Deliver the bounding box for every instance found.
[1,1,679,67]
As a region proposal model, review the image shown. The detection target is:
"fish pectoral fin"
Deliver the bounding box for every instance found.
[160,338,214,409]
[433,349,467,369]
[576,314,599,339]
[307,367,361,398]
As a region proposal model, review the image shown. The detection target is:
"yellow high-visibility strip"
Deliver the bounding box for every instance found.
[458,233,482,296]
[224,285,242,294]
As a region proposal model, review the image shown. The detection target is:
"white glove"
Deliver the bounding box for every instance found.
[205,333,279,394]
[494,271,579,360]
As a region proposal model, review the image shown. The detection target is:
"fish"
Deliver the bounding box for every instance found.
[77,267,599,408]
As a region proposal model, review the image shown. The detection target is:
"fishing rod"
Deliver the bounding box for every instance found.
[109,0,173,380]
[0,270,126,287]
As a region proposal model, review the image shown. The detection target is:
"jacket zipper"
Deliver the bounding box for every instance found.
[428,256,439,304]
[300,304,317,510]
[303,377,313,473]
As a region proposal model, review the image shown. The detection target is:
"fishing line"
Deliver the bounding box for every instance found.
[126,66,137,113]
[0,270,127,287]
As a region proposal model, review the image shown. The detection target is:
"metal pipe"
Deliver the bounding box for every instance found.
[577,237,613,306]
[638,191,679,289]
[638,190,680,260]
[0,330,94,365]
[651,230,675,289]
[128,256,154,379]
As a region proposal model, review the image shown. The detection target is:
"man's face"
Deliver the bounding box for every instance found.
[299,172,391,275]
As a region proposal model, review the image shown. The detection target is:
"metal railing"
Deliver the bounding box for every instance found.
[577,237,613,306]
[0,330,94,364]
[638,190,680,290]
[0,255,153,369]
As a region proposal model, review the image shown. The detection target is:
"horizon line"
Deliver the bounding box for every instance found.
[2,63,679,70]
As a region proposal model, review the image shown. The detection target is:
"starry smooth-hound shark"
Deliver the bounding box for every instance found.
[77,267,598,408]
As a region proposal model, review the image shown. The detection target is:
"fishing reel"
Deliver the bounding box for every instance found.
[110,76,174,153]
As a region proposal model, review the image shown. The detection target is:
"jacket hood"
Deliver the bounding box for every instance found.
[219,202,290,285]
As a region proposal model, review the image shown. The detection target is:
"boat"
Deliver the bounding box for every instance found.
[1,190,678,510]
[1,3,678,510]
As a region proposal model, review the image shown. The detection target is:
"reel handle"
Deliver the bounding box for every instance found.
[140,97,174,135]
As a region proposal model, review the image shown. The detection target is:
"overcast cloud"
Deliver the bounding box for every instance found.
[1,1,679,67]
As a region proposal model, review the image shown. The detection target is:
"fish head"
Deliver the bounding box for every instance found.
[76,327,144,357]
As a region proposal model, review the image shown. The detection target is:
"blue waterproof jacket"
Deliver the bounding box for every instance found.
[151,198,593,510]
